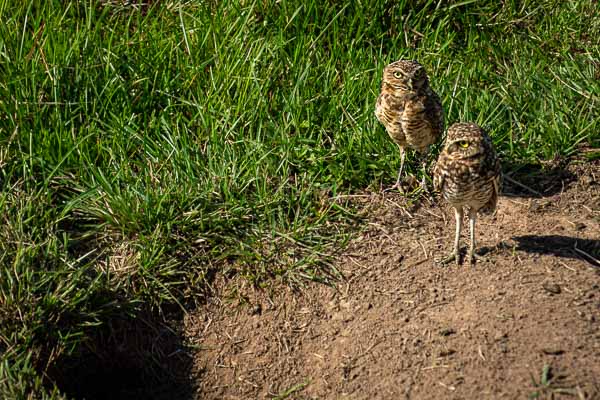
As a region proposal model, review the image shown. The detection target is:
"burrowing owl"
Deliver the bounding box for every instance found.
[375,59,444,191]
[433,122,501,265]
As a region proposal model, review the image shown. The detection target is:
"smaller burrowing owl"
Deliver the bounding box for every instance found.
[375,59,444,191]
[433,122,501,265]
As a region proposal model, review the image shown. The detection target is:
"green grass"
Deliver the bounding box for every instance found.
[529,365,579,398]
[0,0,598,397]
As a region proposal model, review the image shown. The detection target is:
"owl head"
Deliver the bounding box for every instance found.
[443,122,490,160]
[382,60,429,92]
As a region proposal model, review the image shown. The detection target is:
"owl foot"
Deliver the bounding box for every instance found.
[437,251,459,266]
[383,181,404,194]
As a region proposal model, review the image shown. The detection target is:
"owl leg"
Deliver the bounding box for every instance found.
[439,207,462,265]
[395,146,406,187]
[467,209,487,264]
[419,150,429,191]
[384,145,405,192]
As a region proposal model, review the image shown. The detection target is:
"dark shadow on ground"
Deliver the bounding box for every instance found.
[48,309,195,400]
[512,235,600,267]
[501,161,577,198]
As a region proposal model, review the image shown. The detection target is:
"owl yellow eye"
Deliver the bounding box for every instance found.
[393,71,402,79]
[458,141,469,148]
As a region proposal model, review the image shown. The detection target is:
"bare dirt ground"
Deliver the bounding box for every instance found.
[185,160,600,399]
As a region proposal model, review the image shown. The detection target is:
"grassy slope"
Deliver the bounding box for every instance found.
[0,0,598,397]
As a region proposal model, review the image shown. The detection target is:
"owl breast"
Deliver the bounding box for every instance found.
[375,92,407,146]
[376,90,442,152]
[440,162,498,213]
[401,105,435,152]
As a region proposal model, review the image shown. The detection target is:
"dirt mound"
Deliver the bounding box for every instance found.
[186,162,599,399]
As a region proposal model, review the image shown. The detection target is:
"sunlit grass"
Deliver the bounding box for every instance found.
[0,0,598,397]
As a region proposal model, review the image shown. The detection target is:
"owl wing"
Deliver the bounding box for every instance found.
[374,93,385,124]
[375,92,404,128]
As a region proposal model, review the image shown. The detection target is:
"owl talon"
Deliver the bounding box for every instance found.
[383,181,404,193]
[438,252,459,265]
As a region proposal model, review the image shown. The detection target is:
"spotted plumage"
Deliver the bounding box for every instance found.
[433,122,501,264]
[375,59,444,190]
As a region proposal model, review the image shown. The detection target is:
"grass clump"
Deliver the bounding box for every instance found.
[0,0,598,397]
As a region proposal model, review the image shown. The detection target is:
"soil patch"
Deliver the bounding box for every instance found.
[186,161,600,399]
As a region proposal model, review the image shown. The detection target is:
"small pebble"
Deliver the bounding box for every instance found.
[541,347,564,355]
[439,328,456,337]
[251,304,262,315]
[439,349,456,357]
[543,282,561,295]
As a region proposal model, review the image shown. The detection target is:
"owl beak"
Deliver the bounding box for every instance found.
[408,79,414,90]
